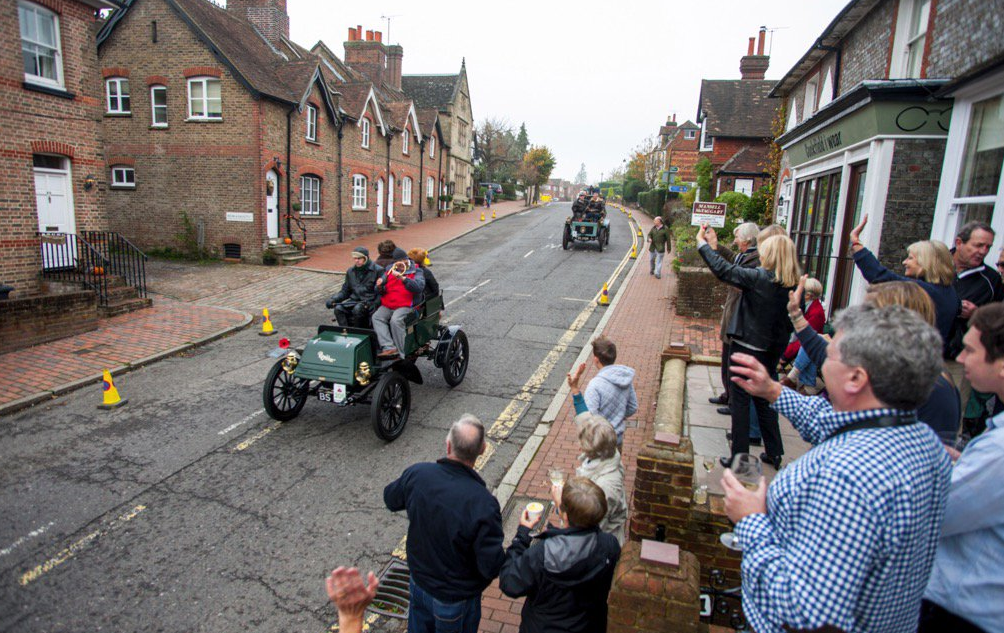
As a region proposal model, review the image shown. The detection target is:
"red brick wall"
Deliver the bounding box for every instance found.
[1,0,109,297]
[0,289,99,353]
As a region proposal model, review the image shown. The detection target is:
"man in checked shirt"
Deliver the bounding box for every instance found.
[721,304,952,633]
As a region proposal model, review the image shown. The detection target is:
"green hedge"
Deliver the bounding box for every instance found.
[637,188,667,216]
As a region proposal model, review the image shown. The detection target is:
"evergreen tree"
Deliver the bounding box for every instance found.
[574,163,588,185]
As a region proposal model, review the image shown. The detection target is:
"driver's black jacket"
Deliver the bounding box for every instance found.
[327,261,383,308]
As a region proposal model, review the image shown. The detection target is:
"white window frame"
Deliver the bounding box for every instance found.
[361,118,371,148]
[19,1,63,89]
[426,176,434,198]
[106,78,130,114]
[300,175,321,215]
[402,176,413,205]
[402,130,410,155]
[786,100,800,131]
[111,165,135,189]
[684,129,696,140]
[187,77,222,120]
[734,178,754,196]
[352,174,367,209]
[305,104,317,142]
[804,76,819,116]
[150,85,168,127]
[932,71,1004,251]
[699,123,713,151]
[890,0,932,79]
[429,135,436,158]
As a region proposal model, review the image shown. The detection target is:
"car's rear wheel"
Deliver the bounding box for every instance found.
[562,227,571,250]
[263,359,308,421]
[371,372,411,441]
[605,227,611,245]
[442,330,469,387]
[597,229,604,252]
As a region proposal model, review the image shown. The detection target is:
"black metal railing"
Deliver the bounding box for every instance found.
[37,232,111,306]
[81,231,148,299]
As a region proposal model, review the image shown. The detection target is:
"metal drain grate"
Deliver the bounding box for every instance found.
[368,559,410,619]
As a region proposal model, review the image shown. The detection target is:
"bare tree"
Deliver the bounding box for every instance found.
[474,118,518,183]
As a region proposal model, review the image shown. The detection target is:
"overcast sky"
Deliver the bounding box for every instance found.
[285,0,850,182]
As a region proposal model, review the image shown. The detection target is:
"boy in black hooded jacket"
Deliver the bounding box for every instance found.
[499,477,620,633]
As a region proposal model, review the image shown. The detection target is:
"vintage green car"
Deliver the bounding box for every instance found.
[563,195,610,251]
[262,294,469,441]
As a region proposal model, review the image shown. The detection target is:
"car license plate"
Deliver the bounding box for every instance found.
[318,384,347,403]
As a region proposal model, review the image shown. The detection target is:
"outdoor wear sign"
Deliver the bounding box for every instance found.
[691,202,727,227]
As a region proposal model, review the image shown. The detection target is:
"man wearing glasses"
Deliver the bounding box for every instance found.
[947,222,1003,436]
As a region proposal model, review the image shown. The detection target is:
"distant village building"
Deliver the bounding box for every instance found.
[696,29,779,199]
[770,0,1004,311]
[658,116,701,184]
[402,64,475,210]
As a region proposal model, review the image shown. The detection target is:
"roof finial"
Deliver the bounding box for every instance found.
[461,57,466,68]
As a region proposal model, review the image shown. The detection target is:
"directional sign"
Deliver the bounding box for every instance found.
[668,185,689,193]
[669,166,679,173]
[691,201,727,228]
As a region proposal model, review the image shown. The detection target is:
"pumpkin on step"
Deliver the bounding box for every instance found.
[284,237,292,245]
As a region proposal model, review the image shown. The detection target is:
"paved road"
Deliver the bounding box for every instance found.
[0,203,635,632]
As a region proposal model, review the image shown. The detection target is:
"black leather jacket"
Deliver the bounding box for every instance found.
[327,261,383,308]
[699,243,794,354]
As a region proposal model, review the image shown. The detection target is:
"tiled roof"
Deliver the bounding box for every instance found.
[401,74,459,110]
[416,108,440,140]
[679,120,700,129]
[384,101,413,132]
[718,144,770,175]
[698,79,778,139]
[336,82,373,121]
[99,0,319,105]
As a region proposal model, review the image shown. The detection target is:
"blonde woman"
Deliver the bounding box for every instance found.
[572,413,627,543]
[850,215,960,351]
[697,225,801,469]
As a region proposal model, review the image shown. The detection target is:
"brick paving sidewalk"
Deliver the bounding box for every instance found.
[0,298,248,414]
[297,199,531,272]
[478,208,724,633]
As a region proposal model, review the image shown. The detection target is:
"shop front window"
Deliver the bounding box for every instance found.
[790,169,842,285]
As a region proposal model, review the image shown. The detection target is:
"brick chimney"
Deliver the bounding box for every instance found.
[228,0,289,46]
[386,44,404,91]
[345,26,388,89]
[739,27,770,80]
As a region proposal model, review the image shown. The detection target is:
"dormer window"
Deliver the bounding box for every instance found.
[361,118,370,148]
[700,125,713,151]
[684,129,696,140]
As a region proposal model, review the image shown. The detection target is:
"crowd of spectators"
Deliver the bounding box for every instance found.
[324,218,1002,633]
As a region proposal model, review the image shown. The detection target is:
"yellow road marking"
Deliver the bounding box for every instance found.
[232,421,282,452]
[474,439,496,471]
[19,505,147,586]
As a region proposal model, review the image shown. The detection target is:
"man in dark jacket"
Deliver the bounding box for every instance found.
[325,247,383,328]
[499,476,620,633]
[647,216,670,279]
[384,415,504,633]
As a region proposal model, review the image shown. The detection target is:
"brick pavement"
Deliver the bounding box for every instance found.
[0,299,247,413]
[478,207,717,633]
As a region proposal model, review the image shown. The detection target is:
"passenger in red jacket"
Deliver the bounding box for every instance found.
[373,248,425,359]
[782,277,825,363]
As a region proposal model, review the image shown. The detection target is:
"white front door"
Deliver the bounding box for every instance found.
[34,159,75,269]
[376,178,385,224]
[388,175,395,222]
[266,170,279,240]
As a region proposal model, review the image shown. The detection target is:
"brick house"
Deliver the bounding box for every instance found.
[96,0,450,260]
[97,0,341,260]
[696,29,779,199]
[312,27,447,233]
[402,62,475,209]
[658,116,701,184]
[769,0,1004,311]
[2,0,117,298]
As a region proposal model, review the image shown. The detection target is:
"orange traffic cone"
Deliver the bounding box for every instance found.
[98,370,127,409]
[480,211,485,222]
[423,255,432,267]
[259,308,277,336]
[630,244,637,259]
[598,283,610,306]
[492,209,496,219]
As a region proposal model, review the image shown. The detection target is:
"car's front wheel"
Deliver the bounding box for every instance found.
[263,359,308,421]
[371,372,411,441]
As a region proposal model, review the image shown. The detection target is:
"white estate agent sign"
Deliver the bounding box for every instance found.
[226,212,254,222]
[690,201,727,228]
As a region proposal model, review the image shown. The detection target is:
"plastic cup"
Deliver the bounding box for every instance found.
[525,502,545,524]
